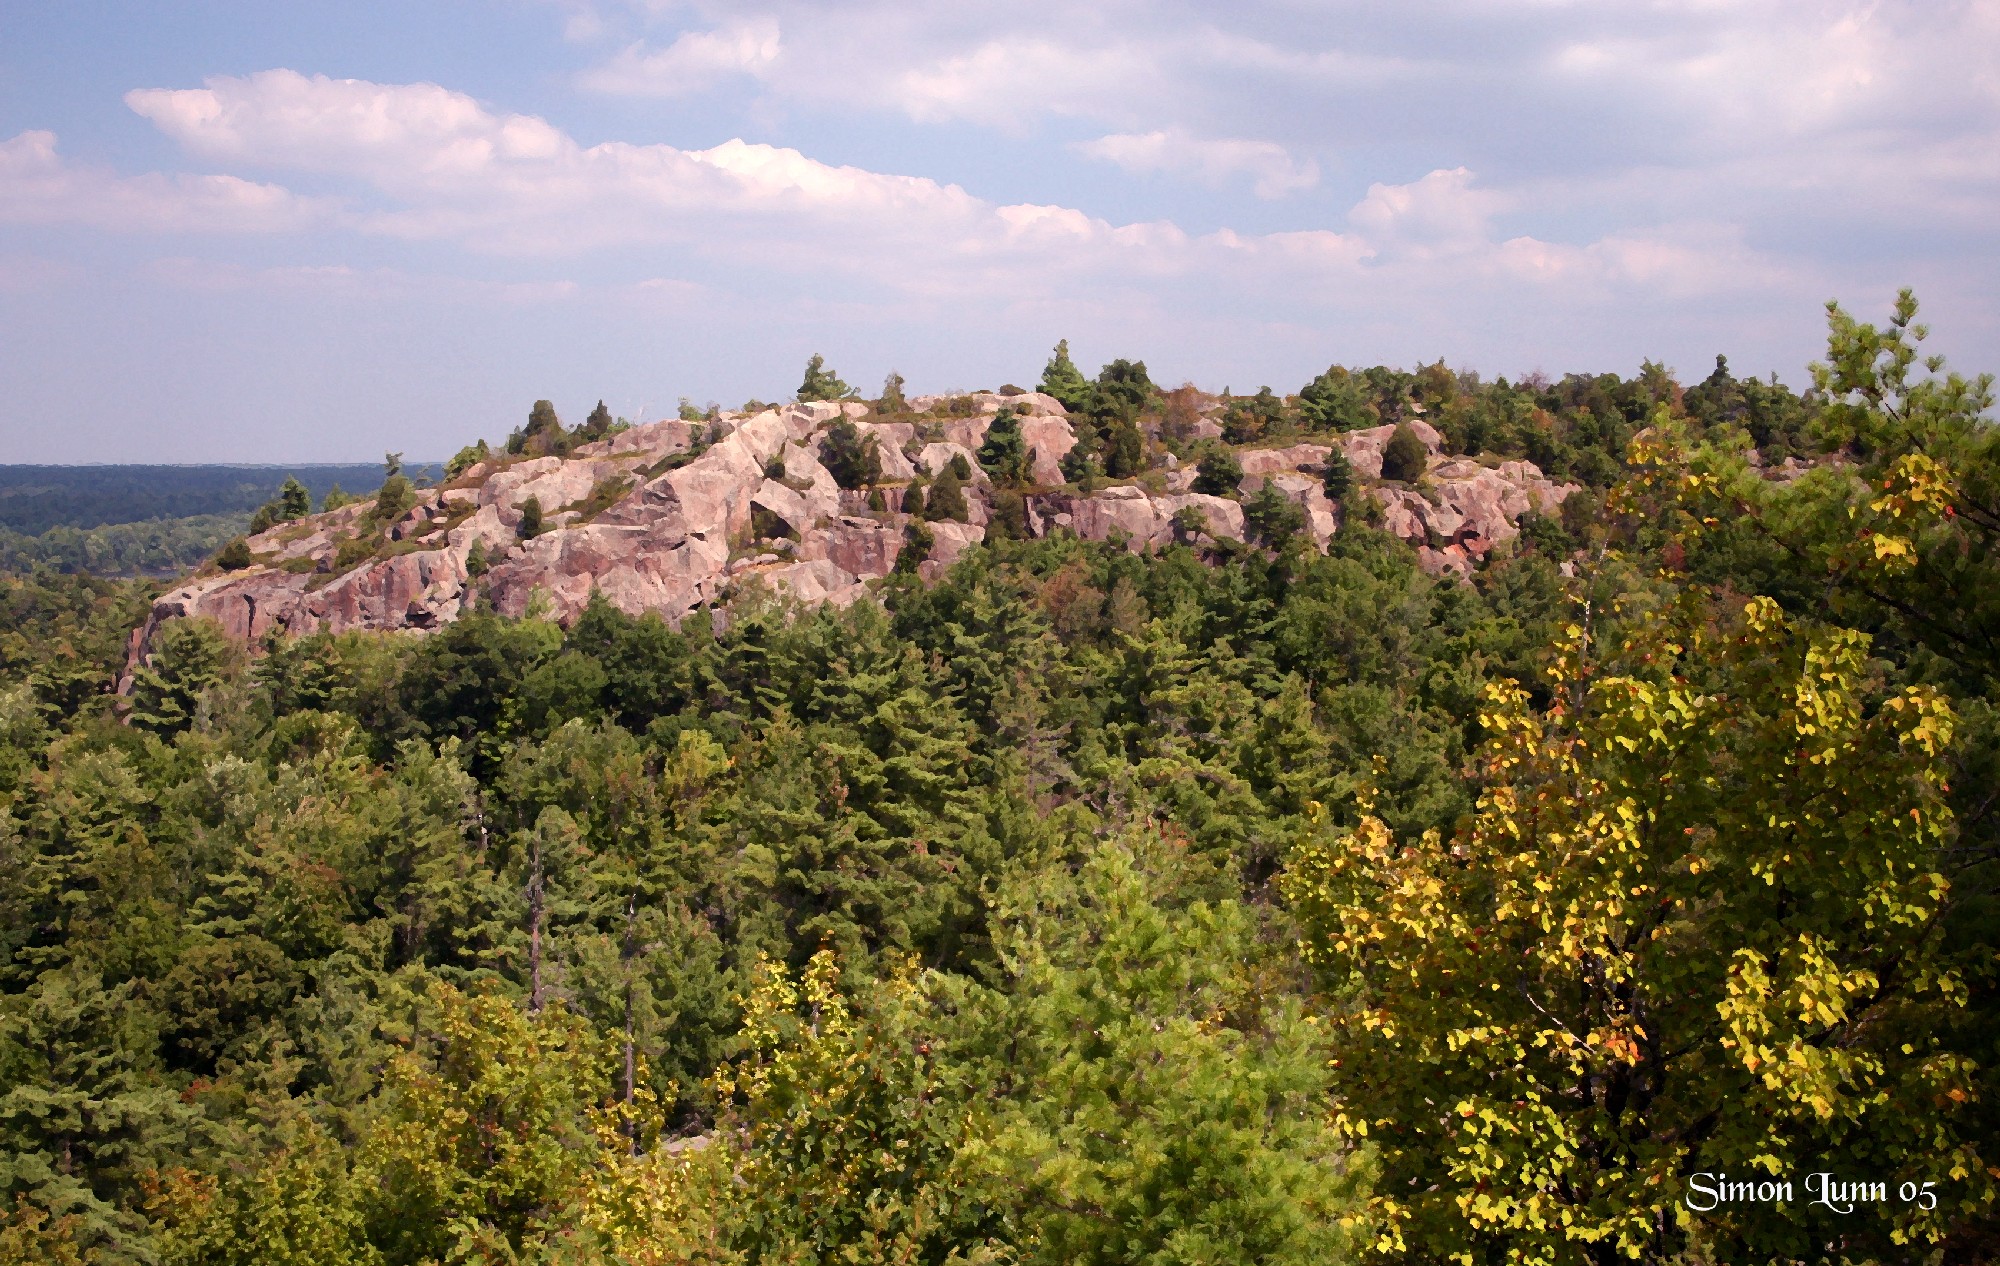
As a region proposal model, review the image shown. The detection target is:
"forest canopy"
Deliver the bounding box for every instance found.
[0,296,1994,1265]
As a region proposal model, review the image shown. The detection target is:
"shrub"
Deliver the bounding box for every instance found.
[1103,419,1144,478]
[1381,422,1428,483]
[819,418,883,490]
[375,474,416,522]
[988,489,1029,539]
[895,520,933,573]
[518,496,544,540]
[878,371,907,413]
[901,482,927,515]
[1192,448,1244,497]
[215,537,252,570]
[1170,505,1210,542]
[1243,482,1307,547]
[447,440,491,479]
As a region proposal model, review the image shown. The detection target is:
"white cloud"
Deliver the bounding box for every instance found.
[113,68,1824,330]
[1073,130,1318,198]
[0,129,324,234]
[1350,167,1509,251]
[578,17,783,96]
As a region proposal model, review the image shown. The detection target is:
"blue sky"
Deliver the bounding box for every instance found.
[3,0,1996,462]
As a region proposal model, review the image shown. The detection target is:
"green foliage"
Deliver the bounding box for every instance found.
[1192,446,1243,497]
[796,354,852,403]
[977,408,1031,486]
[1243,482,1306,547]
[579,400,615,443]
[246,478,311,537]
[126,618,239,735]
[213,538,251,571]
[1298,365,1372,432]
[1102,419,1144,479]
[1037,339,1091,413]
[923,466,968,522]
[517,497,543,540]
[6,296,1995,1264]
[899,480,925,515]
[372,475,414,524]
[977,838,1370,1265]
[878,370,907,413]
[1170,504,1210,542]
[510,402,569,458]
[463,537,489,580]
[1321,445,1353,502]
[1223,386,1286,444]
[1286,596,1987,1263]
[816,417,881,490]
[444,440,489,480]
[1380,421,1427,483]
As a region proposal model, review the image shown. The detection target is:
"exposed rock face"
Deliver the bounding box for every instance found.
[127,393,1575,672]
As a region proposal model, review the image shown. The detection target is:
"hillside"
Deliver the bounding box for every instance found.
[3,308,1997,1265]
[128,386,1576,665]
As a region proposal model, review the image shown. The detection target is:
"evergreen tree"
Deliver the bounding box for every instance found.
[1380,420,1427,482]
[818,418,882,489]
[1103,418,1144,479]
[1298,363,1372,431]
[1243,482,1306,547]
[1192,446,1244,497]
[1038,339,1091,413]
[797,354,852,402]
[579,400,614,442]
[977,408,1031,485]
[1321,445,1354,502]
[923,466,968,522]
[278,477,311,521]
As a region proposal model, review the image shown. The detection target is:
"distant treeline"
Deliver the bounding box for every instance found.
[0,514,248,577]
[0,464,424,535]
[0,464,437,576]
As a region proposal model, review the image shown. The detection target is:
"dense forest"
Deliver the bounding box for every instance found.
[0,294,1994,1265]
[0,466,416,575]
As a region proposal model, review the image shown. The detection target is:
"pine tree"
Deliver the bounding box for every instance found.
[798,354,852,402]
[923,466,968,522]
[1321,445,1354,502]
[1037,339,1091,412]
[278,476,311,521]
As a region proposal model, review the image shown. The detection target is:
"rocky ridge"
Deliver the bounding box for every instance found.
[126,393,1576,666]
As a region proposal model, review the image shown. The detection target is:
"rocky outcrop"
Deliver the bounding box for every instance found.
[126,392,1575,674]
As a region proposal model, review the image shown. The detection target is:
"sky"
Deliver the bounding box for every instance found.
[2,1,1996,463]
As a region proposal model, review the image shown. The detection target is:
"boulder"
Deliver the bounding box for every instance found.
[1019,416,1077,485]
[1238,444,1333,476]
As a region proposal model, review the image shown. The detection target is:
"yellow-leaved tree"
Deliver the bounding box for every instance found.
[1284,592,1990,1265]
